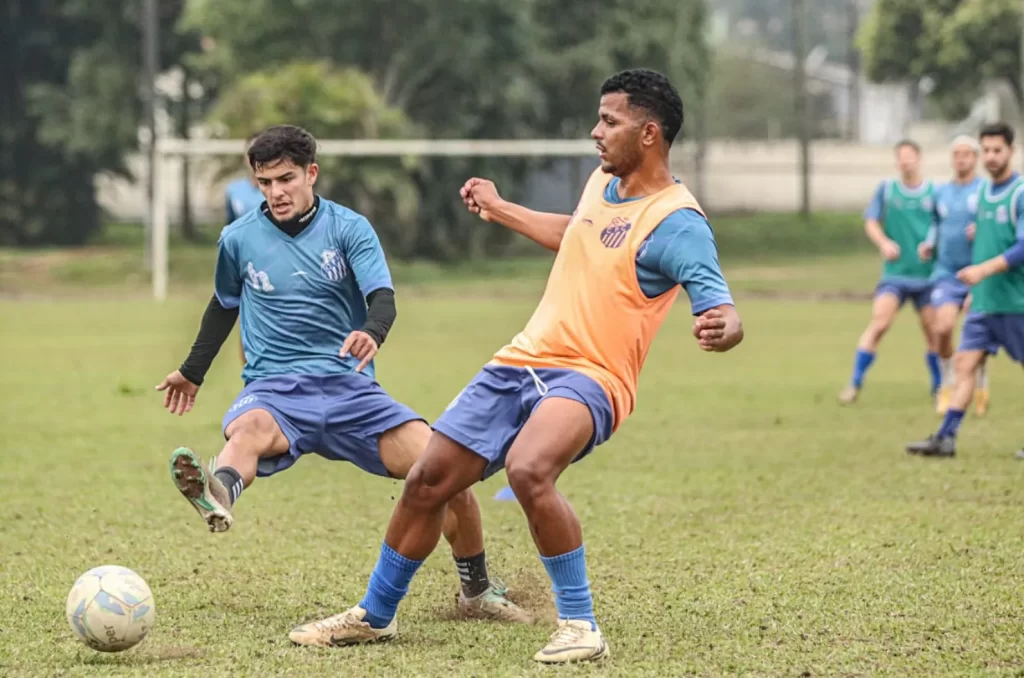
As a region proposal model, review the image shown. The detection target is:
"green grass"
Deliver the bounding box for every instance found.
[2,253,1024,677]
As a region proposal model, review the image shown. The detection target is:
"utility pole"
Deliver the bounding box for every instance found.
[793,0,811,218]
[847,0,861,141]
[142,0,159,270]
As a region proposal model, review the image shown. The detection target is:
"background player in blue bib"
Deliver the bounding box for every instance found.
[155,125,528,623]
[918,136,990,416]
[839,140,940,405]
[222,134,265,366]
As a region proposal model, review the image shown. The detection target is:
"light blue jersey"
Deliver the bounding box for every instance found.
[215,198,394,384]
[224,178,265,223]
[603,177,734,314]
[929,177,982,280]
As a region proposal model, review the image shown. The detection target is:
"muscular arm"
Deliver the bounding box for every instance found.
[638,209,743,352]
[487,201,571,252]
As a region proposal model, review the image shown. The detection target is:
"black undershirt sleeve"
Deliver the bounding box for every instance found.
[361,288,396,347]
[179,295,239,386]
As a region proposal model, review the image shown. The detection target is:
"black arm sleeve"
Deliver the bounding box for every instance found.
[361,288,397,346]
[179,295,240,386]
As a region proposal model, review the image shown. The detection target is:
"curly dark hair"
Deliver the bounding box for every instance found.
[247,125,317,171]
[980,121,1015,147]
[600,69,684,146]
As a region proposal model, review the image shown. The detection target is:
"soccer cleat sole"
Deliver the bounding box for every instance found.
[169,447,233,533]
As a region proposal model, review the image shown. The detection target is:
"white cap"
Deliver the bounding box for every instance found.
[951,135,980,153]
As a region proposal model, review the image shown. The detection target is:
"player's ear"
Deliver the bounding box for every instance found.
[306,163,319,185]
[641,121,660,148]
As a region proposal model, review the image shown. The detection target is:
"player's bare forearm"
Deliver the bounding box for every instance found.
[490,201,571,251]
[978,255,1010,278]
[864,219,888,248]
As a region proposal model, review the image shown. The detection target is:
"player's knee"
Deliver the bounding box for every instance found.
[225,409,280,452]
[401,458,453,511]
[934,321,955,340]
[867,318,891,338]
[953,351,977,376]
[505,458,554,507]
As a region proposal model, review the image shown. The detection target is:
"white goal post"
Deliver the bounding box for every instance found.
[151,137,599,301]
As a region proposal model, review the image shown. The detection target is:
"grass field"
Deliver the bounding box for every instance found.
[2,248,1024,676]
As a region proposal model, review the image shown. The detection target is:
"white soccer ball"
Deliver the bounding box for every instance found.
[65,565,155,652]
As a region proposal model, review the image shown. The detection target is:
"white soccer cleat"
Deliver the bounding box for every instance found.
[533,619,610,664]
[456,578,533,623]
[288,606,397,647]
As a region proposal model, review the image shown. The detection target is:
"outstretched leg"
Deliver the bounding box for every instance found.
[170,408,289,532]
[288,432,488,647]
[377,421,530,622]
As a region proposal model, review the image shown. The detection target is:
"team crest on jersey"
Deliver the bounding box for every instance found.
[246,262,275,292]
[600,217,632,248]
[320,249,347,281]
[996,205,1009,224]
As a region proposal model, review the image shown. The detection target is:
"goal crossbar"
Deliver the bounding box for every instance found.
[151,138,596,300]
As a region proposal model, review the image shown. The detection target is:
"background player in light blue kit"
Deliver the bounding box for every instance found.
[839,140,939,405]
[222,134,265,366]
[223,134,264,225]
[918,136,990,416]
[155,125,529,624]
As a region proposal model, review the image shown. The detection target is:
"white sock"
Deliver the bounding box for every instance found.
[939,358,953,387]
[976,364,989,389]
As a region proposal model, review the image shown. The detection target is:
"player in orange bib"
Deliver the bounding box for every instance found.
[289,69,744,663]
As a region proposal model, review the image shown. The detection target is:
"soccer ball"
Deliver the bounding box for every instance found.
[65,565,155,652]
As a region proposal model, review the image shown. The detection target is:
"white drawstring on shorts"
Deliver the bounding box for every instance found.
[525,365,549,396]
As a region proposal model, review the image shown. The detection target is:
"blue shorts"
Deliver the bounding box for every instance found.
[432,365,614,481]
[875,279,932,310]
[958,312,1024,363]
[222,374,423,478]
[929,278,970,309]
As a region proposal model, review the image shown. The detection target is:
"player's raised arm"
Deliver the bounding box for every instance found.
[460,177,571,251]
[337,216,398,372]
[155,230,241,414]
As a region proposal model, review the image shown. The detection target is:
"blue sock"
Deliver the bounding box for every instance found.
[926,352,941,394]
[850,349,875,388]
[358,543,423,629]
[937,409,965,439]
[539,546,596,630]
